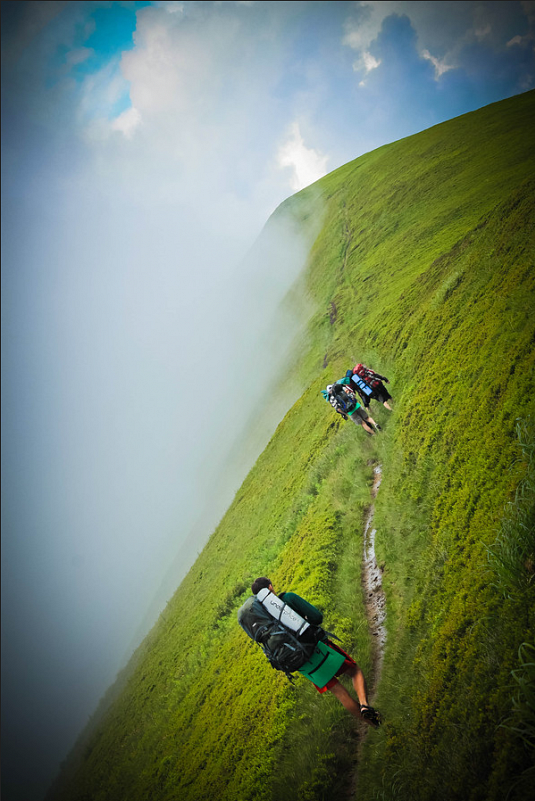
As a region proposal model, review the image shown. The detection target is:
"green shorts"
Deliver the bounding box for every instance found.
[298,641,348,690]
[348,405,368,426]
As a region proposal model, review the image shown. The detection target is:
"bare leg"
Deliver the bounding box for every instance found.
[365,412,381,430]
[328,665,374,724]
[349,413,375,435]
[334,664,382,727]
[328,680,362,720]
[383,401,392,411]
[349,665,368,706]
[346,664,369,706]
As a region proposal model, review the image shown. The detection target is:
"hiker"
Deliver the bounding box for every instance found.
[238,577,381,727]
[348,363,393,410]
[321,383,380,434]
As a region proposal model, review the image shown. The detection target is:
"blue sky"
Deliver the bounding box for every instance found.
[2,2,534,800]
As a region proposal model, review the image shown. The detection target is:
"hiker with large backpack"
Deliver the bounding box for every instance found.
[348,363,393,410]
[321,383,380,434]
[238,577,381,727]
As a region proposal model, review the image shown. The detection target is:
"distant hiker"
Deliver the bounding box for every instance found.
[238,577,381,727]
[321,383,380,434]
[347,363,393,410]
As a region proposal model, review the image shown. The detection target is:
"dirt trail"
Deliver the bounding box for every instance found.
[362,464,387,691]
[348,463,386,799]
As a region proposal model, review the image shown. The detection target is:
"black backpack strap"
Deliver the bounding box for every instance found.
[322,629,339,640]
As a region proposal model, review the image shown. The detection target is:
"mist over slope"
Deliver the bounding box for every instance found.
[47,90,535,801]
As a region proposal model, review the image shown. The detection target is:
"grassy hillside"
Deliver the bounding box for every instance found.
[47,90,535,801]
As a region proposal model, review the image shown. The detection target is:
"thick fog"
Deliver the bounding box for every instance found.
[1,138,318,801]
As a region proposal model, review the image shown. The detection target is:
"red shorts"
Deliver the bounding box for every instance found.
[313,641,357,693]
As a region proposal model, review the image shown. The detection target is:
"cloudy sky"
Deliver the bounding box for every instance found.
[2,2,534,799]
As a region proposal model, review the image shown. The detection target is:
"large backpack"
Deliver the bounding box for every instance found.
[353,364,382,389]
[346,369,374,397]
[330,384,358,414]
[237,592,327,680]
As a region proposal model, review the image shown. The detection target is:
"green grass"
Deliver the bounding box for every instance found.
[47,90,535,801]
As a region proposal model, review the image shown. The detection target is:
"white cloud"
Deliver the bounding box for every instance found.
[353,49,381,75]
[118,9,213,116]
[343,2,465,82]
[343,1,479,57]
[74,3,314,244]
[343,1,395,52]
[422,48,455,79]
[342,1,531,80]
[363,50,381,72]
[111,106,142,138]
[276,122,329,192]
[507,31,535,47]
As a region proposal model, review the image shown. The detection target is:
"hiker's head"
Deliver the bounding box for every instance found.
[251,577,272,595]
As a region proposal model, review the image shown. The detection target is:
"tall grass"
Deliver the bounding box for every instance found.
[487,419,535,609]
[500,642,535,800]
[486,420,535,801]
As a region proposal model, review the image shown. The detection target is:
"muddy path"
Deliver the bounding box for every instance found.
[362,464,387,691]
[348,463,386,799]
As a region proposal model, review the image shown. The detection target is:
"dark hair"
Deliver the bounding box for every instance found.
[251,577,271,595]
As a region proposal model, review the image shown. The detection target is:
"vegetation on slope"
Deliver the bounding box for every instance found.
[47,90,535,801]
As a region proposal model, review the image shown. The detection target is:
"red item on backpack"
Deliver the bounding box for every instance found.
[353,363,381,389]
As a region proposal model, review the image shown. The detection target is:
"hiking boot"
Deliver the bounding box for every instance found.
[360,704,382,728]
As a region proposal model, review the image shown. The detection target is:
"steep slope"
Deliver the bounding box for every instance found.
[47,90,535,801]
